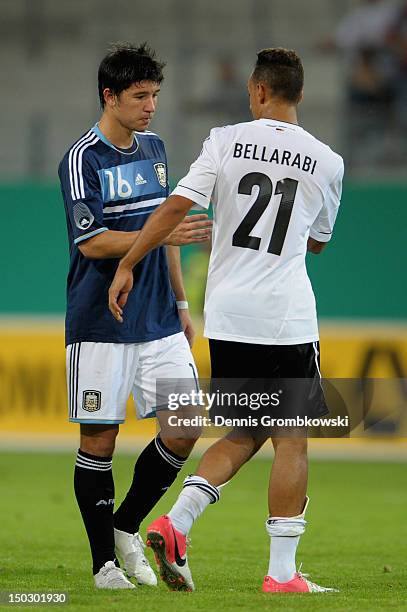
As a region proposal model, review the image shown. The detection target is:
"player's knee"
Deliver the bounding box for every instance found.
[185,425,202,445]
[273,434,308,457]
[249,435,268,458]
[94,439,116,456]
[162,434,200,458]
[80,424,119,457]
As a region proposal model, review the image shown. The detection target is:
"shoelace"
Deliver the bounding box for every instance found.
[135,533,146,549]
[297,563,334,593]
[102,564,126,578]
[133,534,150,566]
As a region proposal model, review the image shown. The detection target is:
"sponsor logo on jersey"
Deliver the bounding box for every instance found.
[154,163,167,187]
[82,390,101,412]
[135,173,147,185]
[73,202,94,230]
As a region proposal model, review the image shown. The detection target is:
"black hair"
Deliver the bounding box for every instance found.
[98,42,165,108]
[252,48,304,104]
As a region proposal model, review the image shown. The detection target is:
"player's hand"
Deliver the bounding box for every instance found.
[178,308,195,348]
[108,263,134,323]
[165,214,212,246]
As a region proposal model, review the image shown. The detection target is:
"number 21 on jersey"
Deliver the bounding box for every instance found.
[232,173,298,256]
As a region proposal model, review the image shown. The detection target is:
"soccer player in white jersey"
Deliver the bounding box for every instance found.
[109,48,344,594]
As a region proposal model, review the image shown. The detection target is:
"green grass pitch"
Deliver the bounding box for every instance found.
[0,451,406,611]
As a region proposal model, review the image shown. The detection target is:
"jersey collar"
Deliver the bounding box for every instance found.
[91,123,139,155]
[256,118,302,131]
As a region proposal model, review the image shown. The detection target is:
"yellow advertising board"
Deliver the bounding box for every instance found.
[0,319,406,437]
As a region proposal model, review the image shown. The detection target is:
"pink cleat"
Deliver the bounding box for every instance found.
[262,572,338,593]
[146,515,194,591]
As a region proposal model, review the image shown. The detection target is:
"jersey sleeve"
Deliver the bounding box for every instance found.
[171,130,219,209]
[309,160,344,243]
[58,151,108,245]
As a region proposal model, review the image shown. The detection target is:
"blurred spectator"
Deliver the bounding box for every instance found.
[347,46,396,166]
[323,0,398,58]
[320,1,399,170]
[349,47,394,108]
[386,1,407,134]
[184,57,248,124]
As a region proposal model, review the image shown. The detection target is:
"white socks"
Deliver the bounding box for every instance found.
[168,475,220,535]
[265,496,309,583]
[266,531,301,583]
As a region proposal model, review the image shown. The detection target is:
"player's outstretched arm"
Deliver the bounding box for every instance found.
[78,230,141,259]
[78,212,211,259]
[109,195,194,321]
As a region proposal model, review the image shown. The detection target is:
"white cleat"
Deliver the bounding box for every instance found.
[114,528,157,586]
[94,560,135,589]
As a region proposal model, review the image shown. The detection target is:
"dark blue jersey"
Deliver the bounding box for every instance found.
[58,124,181,346]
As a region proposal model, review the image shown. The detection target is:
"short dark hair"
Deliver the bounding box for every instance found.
[252,48,304,104]
[98,42,165,108]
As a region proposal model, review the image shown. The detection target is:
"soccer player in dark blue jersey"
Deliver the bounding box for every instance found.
[58,43,211,589]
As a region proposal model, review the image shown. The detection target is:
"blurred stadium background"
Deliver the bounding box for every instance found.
[1,0,407,455]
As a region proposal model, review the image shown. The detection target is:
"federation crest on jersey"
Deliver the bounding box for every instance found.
[82,390,101,412]
[154,163,167,188]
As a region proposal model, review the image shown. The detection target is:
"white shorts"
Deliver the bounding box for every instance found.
[66,332,199,424]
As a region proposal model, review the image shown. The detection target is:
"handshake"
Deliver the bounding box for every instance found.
[109,210,212,323]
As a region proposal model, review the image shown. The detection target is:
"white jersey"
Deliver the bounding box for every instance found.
[172,118,344,345]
